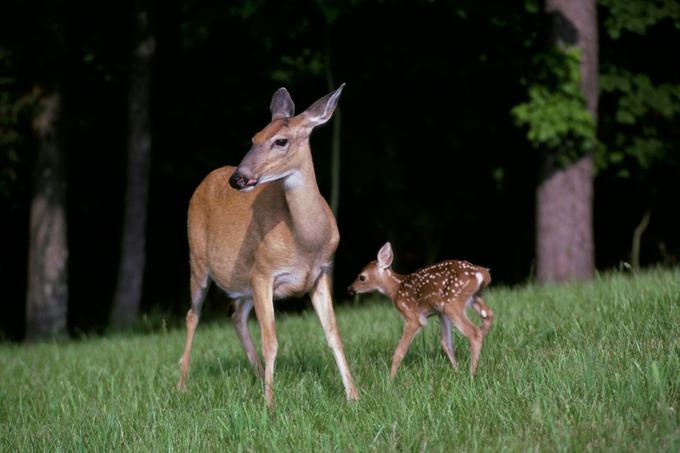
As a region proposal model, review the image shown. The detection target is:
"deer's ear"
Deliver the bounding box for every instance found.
[300,83,345,128]
[377,242,393,269]
[270,87,295,120]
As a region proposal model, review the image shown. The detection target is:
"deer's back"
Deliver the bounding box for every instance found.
[397,260,491,311]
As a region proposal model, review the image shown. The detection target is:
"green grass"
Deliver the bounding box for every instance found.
[2,269,680,451]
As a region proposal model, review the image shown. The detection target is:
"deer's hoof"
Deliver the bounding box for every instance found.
[347,387,361,401]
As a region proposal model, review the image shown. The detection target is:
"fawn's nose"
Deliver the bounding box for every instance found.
[347,285,356,295]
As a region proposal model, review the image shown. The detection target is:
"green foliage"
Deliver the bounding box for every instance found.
[271,49,326,85]
[0,49,38,200]
[600,0,680,39]
[2,269,679,450]
[512,47,598,165]
[229,0,267,19]
[599,67,680,175]
[225,1,339,86]
[596,0,680,178]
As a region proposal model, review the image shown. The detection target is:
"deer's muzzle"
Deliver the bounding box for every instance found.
[229,170,259,191]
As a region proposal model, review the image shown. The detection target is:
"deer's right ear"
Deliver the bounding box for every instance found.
[300,83,345,128]
[377,242,393,269]
[270,87,295,120]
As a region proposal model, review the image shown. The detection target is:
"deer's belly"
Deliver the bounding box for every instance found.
[272,268,313,299]
[215,268,313,301]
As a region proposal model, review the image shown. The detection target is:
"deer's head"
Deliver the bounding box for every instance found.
[348,242,395,296]
[229,84,345,192]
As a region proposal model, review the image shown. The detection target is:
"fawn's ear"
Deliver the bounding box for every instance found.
[270,87,295,120]
[377,242,393,270]
[300,83,345,128]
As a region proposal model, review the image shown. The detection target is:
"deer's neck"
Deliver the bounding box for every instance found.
[282,151,333,249]
[382,269,405,300]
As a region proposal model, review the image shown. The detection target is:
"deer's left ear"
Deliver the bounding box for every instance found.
[377,242,393,270]
[301,83,345,128]
[270,87,295,120]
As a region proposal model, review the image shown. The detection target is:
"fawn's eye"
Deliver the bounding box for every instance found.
[274,138,288,147]
[359,275,367,282]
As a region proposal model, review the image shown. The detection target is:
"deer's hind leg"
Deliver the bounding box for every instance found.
[472,296,494,337]
[232,298,264,378]
[439,314,458,370]
[443,301,484,375]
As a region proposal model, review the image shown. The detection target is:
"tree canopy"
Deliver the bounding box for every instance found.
[1,0,678,339]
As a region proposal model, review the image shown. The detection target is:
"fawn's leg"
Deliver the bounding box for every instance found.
[444,303,484,375]
[178,268,210,390]
[232,298,264,378]
[310,272,360,400]
[439,314,458,370]
[390,319,423,379]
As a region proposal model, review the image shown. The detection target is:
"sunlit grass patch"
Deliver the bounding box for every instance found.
[1,268,679,451]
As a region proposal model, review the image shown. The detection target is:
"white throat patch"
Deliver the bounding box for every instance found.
[283,170,303,190]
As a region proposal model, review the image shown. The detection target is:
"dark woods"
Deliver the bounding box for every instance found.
[1,0,678,340]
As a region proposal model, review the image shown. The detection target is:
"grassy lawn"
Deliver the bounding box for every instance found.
[1,269,679,451]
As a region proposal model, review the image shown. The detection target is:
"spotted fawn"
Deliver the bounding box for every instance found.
[348,242,494,377]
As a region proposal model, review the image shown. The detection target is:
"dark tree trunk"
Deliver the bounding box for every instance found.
[536,0,598,283]
[111,5,155,328]
[26,92,68,340]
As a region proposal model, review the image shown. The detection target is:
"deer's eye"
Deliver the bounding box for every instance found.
[274,138,288,147]
[359,275,367,282]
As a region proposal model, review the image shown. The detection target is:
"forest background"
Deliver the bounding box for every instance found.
[1,0,678,340]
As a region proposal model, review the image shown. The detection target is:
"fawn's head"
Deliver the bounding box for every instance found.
[348,242,396,296]
[229,84,345,191]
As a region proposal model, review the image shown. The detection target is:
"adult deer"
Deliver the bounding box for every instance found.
[348,242,494,377]
[178,85,359,406]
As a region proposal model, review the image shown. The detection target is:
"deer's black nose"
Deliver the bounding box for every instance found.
[228,171,247,190]
[347,285,355,295]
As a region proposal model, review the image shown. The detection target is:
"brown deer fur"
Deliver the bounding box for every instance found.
[178,85,359,407]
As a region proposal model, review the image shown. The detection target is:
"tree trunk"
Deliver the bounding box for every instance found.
[536,0,598,283]
[111,6,155,328]
[26,92,68,340]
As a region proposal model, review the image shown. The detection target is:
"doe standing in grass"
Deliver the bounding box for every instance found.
[177,85,359,407]
[348,242,494,377]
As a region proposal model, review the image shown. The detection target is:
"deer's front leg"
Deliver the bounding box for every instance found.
[390,319,422,379]
[251,276,277,408]
[310,272,360,400]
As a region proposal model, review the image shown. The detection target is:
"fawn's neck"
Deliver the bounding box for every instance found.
[382,269,405,300]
